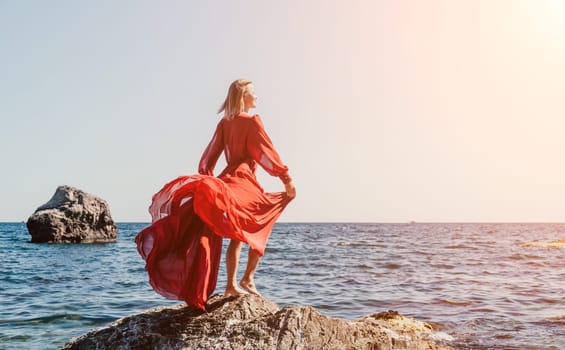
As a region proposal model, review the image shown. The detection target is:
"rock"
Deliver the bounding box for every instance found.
[26,185,117,243]
[63,294,454,350]
[523,239,565,248]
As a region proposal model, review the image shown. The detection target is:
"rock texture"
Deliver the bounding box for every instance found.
[26,186,117,243]
[63,294,454,350]
[523,239,565,248]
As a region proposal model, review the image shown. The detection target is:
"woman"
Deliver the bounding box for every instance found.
[135,79,296,310]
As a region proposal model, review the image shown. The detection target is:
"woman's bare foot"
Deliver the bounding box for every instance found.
[224,285,247,297]
[239,279,261,296]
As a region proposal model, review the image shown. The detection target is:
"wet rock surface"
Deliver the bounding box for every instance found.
[63,294,454,350]
[27,186,117,243]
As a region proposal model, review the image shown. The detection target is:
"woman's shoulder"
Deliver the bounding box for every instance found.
[236,112,260,119]
[221,113,262,132]
[234,113,263,127]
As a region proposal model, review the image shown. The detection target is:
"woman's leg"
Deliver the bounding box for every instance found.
[225,239,245,296]
[239,249,262,296]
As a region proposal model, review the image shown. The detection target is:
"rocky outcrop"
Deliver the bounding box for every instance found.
[26,186,117,243]
[63,294,454,350]
[523,239,565,248]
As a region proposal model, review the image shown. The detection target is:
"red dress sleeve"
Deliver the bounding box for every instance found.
[247,115,292,184]
[198,121,224,176]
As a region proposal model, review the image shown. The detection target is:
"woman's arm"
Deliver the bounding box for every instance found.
[198,121,224,176]
[247,115,294,190]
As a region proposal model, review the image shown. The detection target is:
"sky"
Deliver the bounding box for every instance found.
[2,0,565,222]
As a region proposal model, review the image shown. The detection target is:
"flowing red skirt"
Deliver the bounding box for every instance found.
[135,174,291,309]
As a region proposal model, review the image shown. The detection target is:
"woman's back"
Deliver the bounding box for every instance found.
[200,113,290,183]
[221,114,255,167]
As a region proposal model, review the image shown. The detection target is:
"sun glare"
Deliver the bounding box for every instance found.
[527,0,565,46]
[546,0,565,12]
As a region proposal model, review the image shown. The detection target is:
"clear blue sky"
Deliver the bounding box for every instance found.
[2,1,565,222]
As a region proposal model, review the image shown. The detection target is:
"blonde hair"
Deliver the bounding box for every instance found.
[218,79,252,119]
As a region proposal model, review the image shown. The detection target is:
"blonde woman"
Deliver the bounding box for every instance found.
[136,79,296,309]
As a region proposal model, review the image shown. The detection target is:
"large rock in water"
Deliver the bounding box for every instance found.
[63,294,454,350]
[26,186,117,243]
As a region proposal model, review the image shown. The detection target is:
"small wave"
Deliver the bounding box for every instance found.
[363,229,382,234]
[438,299,473,307]
[314,303,339,311]
[493,333,514,340]
[0,313,115,326]
[430,263,455,270]
[0,334,33,343]
[356,264,372,270]
[444,244,473,249]
[468,307,497,313]
[507,254,526,261]
[533,315,565,327]
[336,242,386,248]
[428,331,455,342]
[543,315,565,326]
[0,314,78,326]
[265,247,282,253]
[536,298,561,305]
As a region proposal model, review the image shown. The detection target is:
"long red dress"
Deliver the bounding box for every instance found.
[135,112,293,309]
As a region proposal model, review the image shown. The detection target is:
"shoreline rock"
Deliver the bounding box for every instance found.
[523,238,565,248]
[26,186,117,243]
[63,294,454,350]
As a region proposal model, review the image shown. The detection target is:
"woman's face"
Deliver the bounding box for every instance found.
[243,84,257,110]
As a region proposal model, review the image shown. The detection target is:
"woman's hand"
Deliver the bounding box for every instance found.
[285,181,296,199]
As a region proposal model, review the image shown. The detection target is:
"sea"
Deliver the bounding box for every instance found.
[1,222,564,350]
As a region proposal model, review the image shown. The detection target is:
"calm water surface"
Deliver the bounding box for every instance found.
[1,222,564,349]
